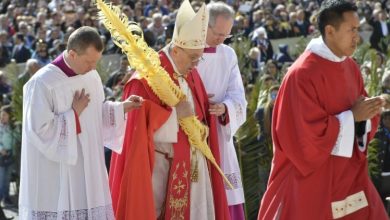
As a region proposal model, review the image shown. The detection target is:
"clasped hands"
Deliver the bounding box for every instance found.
[175,94,226,119]
[208,94,226,117]
[351,96,385,122]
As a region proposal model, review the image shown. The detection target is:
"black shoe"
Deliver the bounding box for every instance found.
[2,198,12,205]
[1,198,13,208]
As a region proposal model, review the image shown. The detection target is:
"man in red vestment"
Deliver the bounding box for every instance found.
[109,0,230,219]
[258,1,388,219]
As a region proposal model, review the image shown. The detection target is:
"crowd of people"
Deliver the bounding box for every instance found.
[0,0,389,219]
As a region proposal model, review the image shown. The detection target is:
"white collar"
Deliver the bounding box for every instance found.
[305,37,346,62]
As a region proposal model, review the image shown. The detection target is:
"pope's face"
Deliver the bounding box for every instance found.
[174,47,203,75]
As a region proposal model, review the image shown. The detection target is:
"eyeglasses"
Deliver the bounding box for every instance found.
[177,47,204,63]
[208,26,233,39]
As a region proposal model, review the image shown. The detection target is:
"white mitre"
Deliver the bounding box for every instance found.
[172,0,209,49]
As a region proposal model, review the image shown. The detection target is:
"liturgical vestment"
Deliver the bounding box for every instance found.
[19,54,126,220]
[109,49,230,220]
[258,37,388,220]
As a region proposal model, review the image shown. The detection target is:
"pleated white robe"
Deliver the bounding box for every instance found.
[19,64,126,220]
[197,44,247,205]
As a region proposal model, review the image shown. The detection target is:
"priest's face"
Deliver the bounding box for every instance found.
[206,16,234,47]
[325,11,360,57]
[69,46,102,74]
[173,47,204,75]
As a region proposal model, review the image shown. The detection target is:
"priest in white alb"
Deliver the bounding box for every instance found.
[19,26,142,220]
[197,2,247,219]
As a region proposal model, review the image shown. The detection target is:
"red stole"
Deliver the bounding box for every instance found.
[159,52,230,220]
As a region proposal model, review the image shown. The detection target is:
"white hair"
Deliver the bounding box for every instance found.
[26,59,39,69]
[252,26,268,40]
[207,1,235,27]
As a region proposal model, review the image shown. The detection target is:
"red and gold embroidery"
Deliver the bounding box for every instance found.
[169,162,189,220]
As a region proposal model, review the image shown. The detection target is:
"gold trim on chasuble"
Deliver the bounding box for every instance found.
[169,162,189,220]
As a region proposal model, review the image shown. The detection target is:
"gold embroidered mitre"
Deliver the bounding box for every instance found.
[172,0,209,49]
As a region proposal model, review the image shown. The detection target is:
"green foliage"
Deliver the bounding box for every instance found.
[291,36,311,58]
[353,41,390,97]
[353,40,390,181]
[367,138,381,178]
[231,37,253,85]
[367,49,380,96]
[96,53,123,83]
[378,35,390,56]
[9,75,24,123]
[4,62,23,138]
[356,46,390,188]
[2,62,23,196]
[231,36,263,219]
[235,134,260,217]
[235,78,275,220]
[232,35,273,219]
[96,59,110,83]
[353,43,371,65]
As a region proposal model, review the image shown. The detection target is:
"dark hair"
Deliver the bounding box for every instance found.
[1,105,12,115]
[67,26,104,54]
[317,0,357,37]
[16,33,25,42]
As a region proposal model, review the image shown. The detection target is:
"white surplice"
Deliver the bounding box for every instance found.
[197,44,247,205]
[19,64,126,220]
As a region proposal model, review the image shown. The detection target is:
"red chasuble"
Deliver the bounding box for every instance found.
[258,51,388,220]
[109,52,230,220]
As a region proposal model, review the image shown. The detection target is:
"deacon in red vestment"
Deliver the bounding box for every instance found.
[258,1,388,219]
[109,1,230,219]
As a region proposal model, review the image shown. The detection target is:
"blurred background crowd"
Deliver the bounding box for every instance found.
[0,0,390,219]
